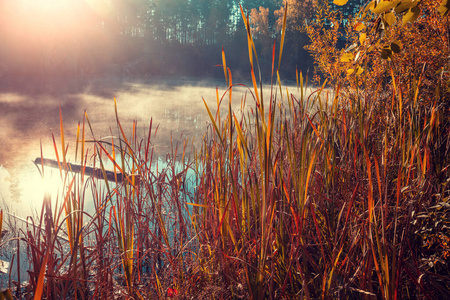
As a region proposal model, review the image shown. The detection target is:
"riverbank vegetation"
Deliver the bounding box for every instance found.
[1,0,449,299]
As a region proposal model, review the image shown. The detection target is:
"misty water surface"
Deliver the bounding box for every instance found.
[0,74,315,287]
[0,74,307,219]
[0,75,235,217]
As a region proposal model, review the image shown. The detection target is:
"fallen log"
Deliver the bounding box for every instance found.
[34,157,125,183]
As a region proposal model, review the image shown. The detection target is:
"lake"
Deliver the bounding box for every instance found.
[0,74,317,289]
[0,75,294,218]
[0,75,234,218]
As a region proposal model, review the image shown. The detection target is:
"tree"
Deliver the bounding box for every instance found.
[305,2,450,296]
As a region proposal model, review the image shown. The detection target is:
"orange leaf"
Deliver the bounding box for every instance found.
[354,22,366,31]
[334,0,349,5]
[34,251,48,300]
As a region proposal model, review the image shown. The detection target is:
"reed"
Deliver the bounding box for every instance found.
[1,1,449,299]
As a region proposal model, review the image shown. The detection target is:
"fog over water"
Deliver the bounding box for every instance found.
[0,68,313,221]
[0,73,318,287]
[0,75,244,217]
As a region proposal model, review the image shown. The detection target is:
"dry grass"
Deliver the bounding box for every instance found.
[0,3,449,299]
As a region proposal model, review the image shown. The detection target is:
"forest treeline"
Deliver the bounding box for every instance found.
[0,0,364,82]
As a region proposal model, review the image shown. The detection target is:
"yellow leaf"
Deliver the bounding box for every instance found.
[403,6,420,25]
[347,69,355,75]
[384,12,396,26]
[356,66,364,75]
[334,0,349,5]
[359,33,367,44]
[355,22,366,31]
[395,0,417,14]
[341,52,354,62]
[438,0,450,17]
[365,1,376,12]
[371,0,399,14]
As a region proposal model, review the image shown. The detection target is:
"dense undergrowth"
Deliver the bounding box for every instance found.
[1,1,449,299]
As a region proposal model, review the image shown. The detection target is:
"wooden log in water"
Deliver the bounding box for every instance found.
[34,157,125,183]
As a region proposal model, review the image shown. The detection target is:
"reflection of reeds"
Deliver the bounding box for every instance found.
[1,3,449,299]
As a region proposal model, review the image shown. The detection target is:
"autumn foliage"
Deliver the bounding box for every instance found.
[307,0,450,98]
[2,1,449,299]
[302,0,450,298]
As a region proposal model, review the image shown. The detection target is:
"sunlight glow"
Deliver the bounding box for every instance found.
[19,167,62,213]
[37,169,61,196]
[84,0,115,19]
[0,0,111,75]
[41,170,62,196]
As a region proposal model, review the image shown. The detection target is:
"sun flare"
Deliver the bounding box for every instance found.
[22,168,62,207]
[0,0,113,75]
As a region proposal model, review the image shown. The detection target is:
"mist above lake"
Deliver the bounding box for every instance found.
[0,75,233,216]
[1,72,300,217]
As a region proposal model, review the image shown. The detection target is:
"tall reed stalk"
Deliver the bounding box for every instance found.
[2,2,448,298]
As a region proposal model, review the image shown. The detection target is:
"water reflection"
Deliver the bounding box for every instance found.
[0,76,230,217]
[0,75,319,291]
[0,76,302,217]
[0,162,62,216]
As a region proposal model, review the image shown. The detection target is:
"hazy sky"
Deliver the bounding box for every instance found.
[0,0,117,75]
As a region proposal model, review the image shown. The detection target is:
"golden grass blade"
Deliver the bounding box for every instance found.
[215,87,220,121]
[95,142,130,184]
[370,226,387,299]
[51,134,63,179]
[327,246,344,290]
[300,71,304,103]
[266,98,276,153]
[113,97,138,167]
[306,114,324,145]
[277,70,283,101]
[75,121,80,163]
[0,289,13,300]
[251,67,261,108]
[278,2,288,71]
[304,149,317,204]
[110,133,118,183]
[374,156,383,208]
[240,5,253,68]
[222,46,228,87]
[309,200,326,262]
[33,251,48,300]
[112,204,134,291]
[186,202,210,208]
[240,4,261,109]
[233,113,250,156]
[155,272,163,299]
[203,97,224,146]
[363,146,374,224]
[63,177,76,253]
